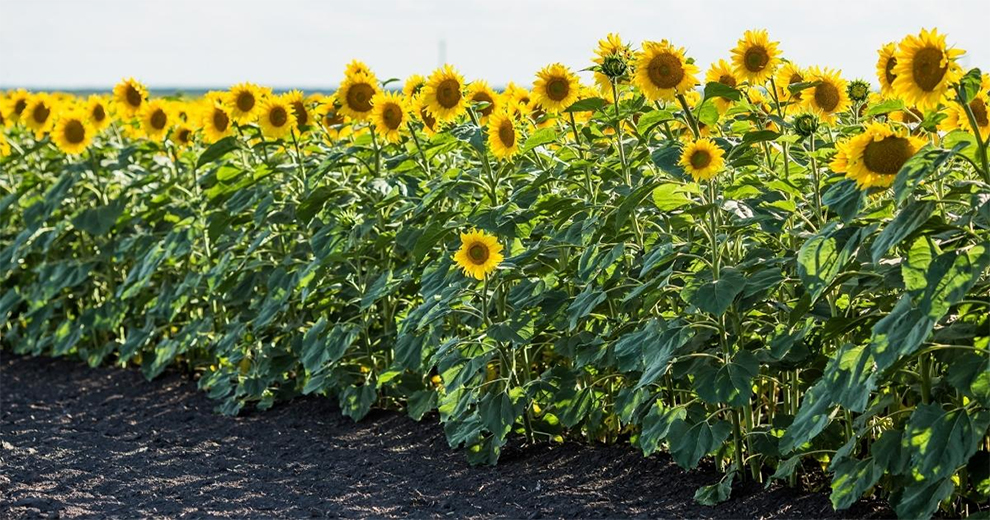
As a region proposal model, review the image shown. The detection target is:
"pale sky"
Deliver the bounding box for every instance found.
[1,0,987,90]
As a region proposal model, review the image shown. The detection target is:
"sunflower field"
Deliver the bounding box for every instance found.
[2,28,989,518]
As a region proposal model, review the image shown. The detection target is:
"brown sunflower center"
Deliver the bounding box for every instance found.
[236,91,256,113]
[177,128,191,143]
[884,57,897,86]
[647,53,684,89]
[150,109,167,130]
[814,82,840,112]
[64,120,86,144]
[789,73,804,100]
[381,103,402,130]
[468,243,489,264]
[690,149,712,169]
[863,136,913,175]
[291,101,308,126]
[14,99,27,115]
[744,46,770,73]
[969,98,988,127]
[213,109,229,132]
[498,120,515,147]
[269,106,288,127]
[546,77,570,101]
[33,103,50,124]
[420,107,436,129]
[911,47,948,92]
[324,108,343,127]
[436,79,462,109]
[125,85,143,108]
[92,104,106,122]
[347,83,375,112]
[472,92,495,117]
[718,74,737,88]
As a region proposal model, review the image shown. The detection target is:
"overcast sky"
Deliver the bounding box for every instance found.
[1,0,987,90]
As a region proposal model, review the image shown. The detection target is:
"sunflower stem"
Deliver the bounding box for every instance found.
[407,122,432,176]
[675,93,701,140]
[289,129,309,192]
[956,86,990,182]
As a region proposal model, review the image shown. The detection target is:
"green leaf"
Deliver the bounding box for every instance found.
[822,179,865,223]
[479,390,521,441]
[681,267,745,317]
[892,477,955,520]
[72,198,126,236]
[300,317,330,374]
[694,350,759,406]
[830,458,883,511]
[652,183,693,211]
[904,403,990,481]
[703,81,742,102]
[667,418,732,469]
[564,97,606,113]
[766,455,802,487]
[567,285,606,330]
[903,236,939,294]
[521,127,558,154]
[694,471,735,506]
[893,143,967,204]
[558,387,595,428]
[920,243,990,319]
[637,322,693,389]
[797,223,863,303]
[864,98,904,117]
[870,200,934,263]
[296,186,335,223]
[339,385,377,421]
[197,135,240,168]
[639,401,686,456]
[946,353,990,406]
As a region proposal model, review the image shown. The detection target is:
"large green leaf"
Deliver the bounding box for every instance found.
[904,404,990,481]
[680,267,745,317]
[797,223,863,303]
[693,350,758,406]
[667,418,732,469]
[870,200,934,263]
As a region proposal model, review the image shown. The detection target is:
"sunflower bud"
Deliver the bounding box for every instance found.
[793,113,819,137]
[601,53,629,81]
[847,79,871,103]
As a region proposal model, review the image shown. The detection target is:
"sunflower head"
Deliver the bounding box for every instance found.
[847,79,872,103]
[487,110,521,161]
[403,74,426,98]
[940,90,990,141]
[532,63,581,114]
[345,60,376,81]
[24,93,58,137]
[338,72,379,121]
[467,81,500,121]
[200,96,233,144]
[705,59,740,112]
[225,83,268,123]
[113,78,147,118]
[422,65,467,123]
[86,95,112,130]
[52,110,94,155]
[171,125,195,148]
[830,121,926,189]
[633,40,699,102]
[412,96,441,137]
[283,90,312,133]
[678,138,725,182]
[594,33,633,97]
[139,99,174,141]
[2,89,31,126]
[801,67,851,122]
[891,28,965,111]
[257,96,297,140]
[453,229,504,280]
[876,42,899,96]
[731,29,781,85]
[371,91,409,144]
[0,133,10,157]
[792,112,819,137]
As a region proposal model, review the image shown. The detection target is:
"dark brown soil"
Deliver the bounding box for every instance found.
[0,354,892,519]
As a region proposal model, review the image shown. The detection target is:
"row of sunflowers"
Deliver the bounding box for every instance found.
[1,28,988,518]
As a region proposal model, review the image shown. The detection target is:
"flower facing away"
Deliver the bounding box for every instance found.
[454,229,504,280]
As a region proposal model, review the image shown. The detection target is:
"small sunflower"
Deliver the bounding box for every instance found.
[940,90,990,141]
[532,63,581,114]
[225,83,267,123]
[345,60,376,80]
[891,28,965,111]
[2,89,31,126]
[593,33,633,99]
[0,132,10,157]
[403,74,426,98]
[139,99,174,141]
[830,122,926,189]
[257,96,296,140]
[200,95,234,144]
[801,67,851,123]
[24,94,58,137]
[51,111,94,155]
[113,78,147,118]
[423,65,467,123]
[412,96,441,137]
[370,91,409,144]
[171,124,195,148]
[453,229,504,280]
[876,42,898,97]
[679,138,725,182]
[731,29,781,85]
[774,62,806,108]
[318,96,353,141]
[283,90,313,133]
[467,80,500,122]
[634,41,699,102]
[705,59,739,112]
[85,95,112,131]
[338,72,379,121]
[503,82,532,119]
[487,110,521,161]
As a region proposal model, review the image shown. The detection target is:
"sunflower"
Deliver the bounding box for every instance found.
[113,78,147,118]
[705,59,739,113]
[200,96,234,144]
[940,90,990,140]
[731,29,781,85]
[593,33,633,99]
[422,65,467,123]
[831,122,926,189]
[257,96,296,140]
[467,80,500,122]
[2,89,31,126]
[774,62,806,108]
[532,63,580,114]
[487,110,521,161]
[891,28,965,111]
[345,60,376,80]
[139,100,174,141]
[24,94,58,137]
[85,95,112,131]
[875,42,898,97]
[283,90,313,133]
[633,40,699,102]
[503,82,533,119]
[338,72,379,121]
[318,96,353,141]
[370,91,409,144]
[801,67,850,123]
[412,96,441,137]
[171,124,195,148]
[0,132,10,157]
[225,83,267,123]
[453,229,504,280]
[679,138,725,182]
[51,111,94,155]
[403,74,426,98]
